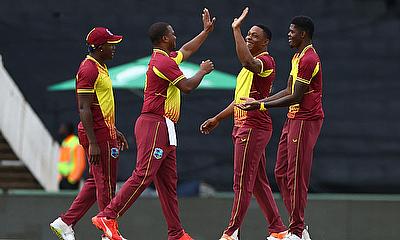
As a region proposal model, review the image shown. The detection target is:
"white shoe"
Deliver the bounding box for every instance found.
[219,229,239,240]
[283,233,301,240]
[50,217,75,240]
[302,227,311,240]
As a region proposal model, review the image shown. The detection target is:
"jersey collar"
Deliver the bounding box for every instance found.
[86,55,108,71]
[153,48,170,56]
[299,44,313,58]
[255,51,269,58]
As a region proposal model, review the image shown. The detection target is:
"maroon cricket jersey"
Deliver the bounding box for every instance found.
[288,45,324,120]
[141,49,185,123]
[234,52,275,131]
[76,55,116,142]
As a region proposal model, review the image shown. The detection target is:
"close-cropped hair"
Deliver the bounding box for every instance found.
[255,24,272,41]
[291,16,314,39]
[148,22,170,44]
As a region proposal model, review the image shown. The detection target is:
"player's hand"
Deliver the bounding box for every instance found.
[232,7,249,29]
[89,142,101,165]
[200,60,214,74]
[235,97,260,111]
[116,129,129,151]
[200,117,220,134]
[202,8,216,33]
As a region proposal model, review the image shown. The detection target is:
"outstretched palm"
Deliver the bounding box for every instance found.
[235,97,260,111]
[203,8,216,33]
[232,7,249,29]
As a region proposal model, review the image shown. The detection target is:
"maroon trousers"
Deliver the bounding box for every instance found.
[61,138,119,226]
[98,113,184,240]
[275,118,323,237]
[224,126,286,236]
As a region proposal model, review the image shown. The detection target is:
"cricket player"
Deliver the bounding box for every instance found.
[200,7,288,240]
[92,8,215,240]
[237,15,323,240]
[50,27,129,240]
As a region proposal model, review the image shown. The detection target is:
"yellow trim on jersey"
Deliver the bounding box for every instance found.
[288,45,318,118]
[83,55,115,138]
[290,45,315,91]
[234,69,254,103]
[155,92,167,98]
[299,44,314,59]
[172,51,183,65]
[254,51,268,73]
[295,52,320,85]
[153,48,169,56]
[153,66,170,81]
[171,75,185,85]
[255,51,269,58]
[164,84,181,122]
[256,58,264,73]
[312,62,320,78]
[254,52,273,77]
[258,69,274,78]
[153,66,184,85]
[77,89,95,93]
[296,77,311,85]
[86,55,108,72]
[153,49,184,65]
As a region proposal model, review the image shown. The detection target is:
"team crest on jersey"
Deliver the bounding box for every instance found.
[153,148,163,160]
[110,147,119,158]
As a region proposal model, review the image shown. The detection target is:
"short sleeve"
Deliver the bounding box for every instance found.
[297,56,319,85]
[76,60,99,93]
[170,51,184,65]
[152,57,185,85]
[256,55,274,77]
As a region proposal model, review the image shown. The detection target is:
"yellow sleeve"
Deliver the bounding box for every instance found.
[172,51,184,65]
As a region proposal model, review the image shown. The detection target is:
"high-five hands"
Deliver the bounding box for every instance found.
[202,8,216,33]
[232,7,249,29]
[235,97,261,111]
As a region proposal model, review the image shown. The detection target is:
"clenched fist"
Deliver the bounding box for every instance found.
[200,60,214,74]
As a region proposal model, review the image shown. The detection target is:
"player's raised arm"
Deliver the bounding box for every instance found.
[232,7,263,73]
[179,8,216,61]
